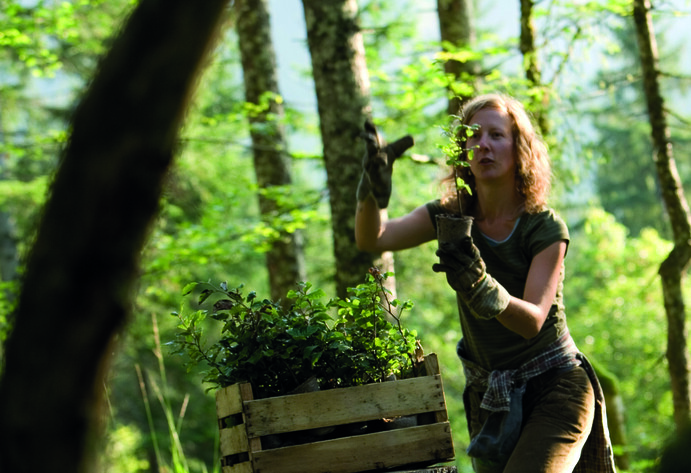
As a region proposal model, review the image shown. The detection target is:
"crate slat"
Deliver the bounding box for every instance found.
[421,353,440,376]
[216,383,245,419]
[244,375,446,437]
[219,424,249,456]
[251,423,454,473]
[423,355,449,423]
[215,354,455,473]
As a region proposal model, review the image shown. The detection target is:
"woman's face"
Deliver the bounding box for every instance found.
[465,107,516,185]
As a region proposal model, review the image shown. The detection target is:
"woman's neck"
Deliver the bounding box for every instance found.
[473,185,524,223]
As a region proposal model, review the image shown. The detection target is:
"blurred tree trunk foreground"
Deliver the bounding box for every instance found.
[302,0,395,298]
[0,1,229,472]
[633,0,691,431]
[235,0,306,304]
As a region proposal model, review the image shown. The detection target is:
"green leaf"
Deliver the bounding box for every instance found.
[309,312,333,323]
[182,282,197,296]
[326,332,346,341]
[306,288,327,300]
[198,288,213,305]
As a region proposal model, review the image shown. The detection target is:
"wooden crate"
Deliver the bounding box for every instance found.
[215,354,455,473]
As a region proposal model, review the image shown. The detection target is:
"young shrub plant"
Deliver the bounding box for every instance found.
[170,269,420,399]
[438,114,479,216]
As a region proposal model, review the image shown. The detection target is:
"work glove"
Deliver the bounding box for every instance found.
[356,120,414,209]
[432,237,511,320]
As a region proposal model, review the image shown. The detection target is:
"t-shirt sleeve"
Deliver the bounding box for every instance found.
[425,199,446,233]
[522,209,570,258]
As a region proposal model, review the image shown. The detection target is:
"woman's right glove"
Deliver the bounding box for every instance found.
[356,120,414,209]
[432,237,511,320]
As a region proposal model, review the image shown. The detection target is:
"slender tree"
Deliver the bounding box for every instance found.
[591,17,687,239]
[633,0,691,431]
[436,0,478,114]
[301,0,394,297]
[0,158,18,290]
[518,3,632,465]
[236,0,306,304]
[0,204,18,328]
[0,0,229,471]
[0,108,18,293]
[519,0,549,136]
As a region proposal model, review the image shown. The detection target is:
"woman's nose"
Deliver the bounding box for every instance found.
[477,133,489,149]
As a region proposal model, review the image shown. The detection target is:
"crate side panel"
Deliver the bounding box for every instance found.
[423,353,440,376]
[219,424,249,457]
[252,422,454,473]
[216,384,244,419]
[426,355,449,423]
[245,375,446,437]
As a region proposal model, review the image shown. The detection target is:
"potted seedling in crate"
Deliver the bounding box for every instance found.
[171,269,420,398]
[170,270,455,473]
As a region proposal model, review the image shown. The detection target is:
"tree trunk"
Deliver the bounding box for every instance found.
[0,212,17,284]
[301,0,393,298]
[436,0,478,114]
[0,125,19,305]
[0,1,228,472]
[236,0,306,304]
[633,0,691,431]
[519,0,632,459]
[519,0,549,136]
[591,357,630,470]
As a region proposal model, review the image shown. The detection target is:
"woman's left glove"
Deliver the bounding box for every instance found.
[356,120,414,209]
[432,237,511,320]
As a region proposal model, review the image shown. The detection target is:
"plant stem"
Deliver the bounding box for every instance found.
[135,364,164,472]
[454,166,463,216]
[373,273,417,378]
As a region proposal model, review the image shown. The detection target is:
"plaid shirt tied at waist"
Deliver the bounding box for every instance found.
[457,332,618,472]
[458,332,580,412]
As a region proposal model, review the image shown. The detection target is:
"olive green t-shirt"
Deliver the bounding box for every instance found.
[426,201,570,371]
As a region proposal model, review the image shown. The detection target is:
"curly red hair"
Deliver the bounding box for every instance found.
[441,94,551,215]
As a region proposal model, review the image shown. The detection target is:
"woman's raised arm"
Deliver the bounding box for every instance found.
[355,196,437,252]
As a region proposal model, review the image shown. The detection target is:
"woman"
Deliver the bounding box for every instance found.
[355,94,616,472]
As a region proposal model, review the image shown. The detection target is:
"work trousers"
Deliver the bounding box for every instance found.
[467,365,595,473]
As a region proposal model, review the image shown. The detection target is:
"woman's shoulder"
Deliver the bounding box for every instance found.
[518,207,569,255]
[522,208,568,233]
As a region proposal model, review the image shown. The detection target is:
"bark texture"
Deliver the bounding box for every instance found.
[633,0,691,431]
[0,212,17,283]
[436,0,478,114]
[236,0,306,304]
[0,1,228,472]
[0,159,19,300]
[519,0,549,136]
[302,0,392,297]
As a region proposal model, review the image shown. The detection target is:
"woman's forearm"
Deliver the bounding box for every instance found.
[355,196,386,252]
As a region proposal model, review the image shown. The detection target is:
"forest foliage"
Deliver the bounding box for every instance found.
[1,0,691,472]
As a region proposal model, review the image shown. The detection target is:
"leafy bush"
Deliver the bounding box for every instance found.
[566,208,677,466]
[170,270,420,399]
